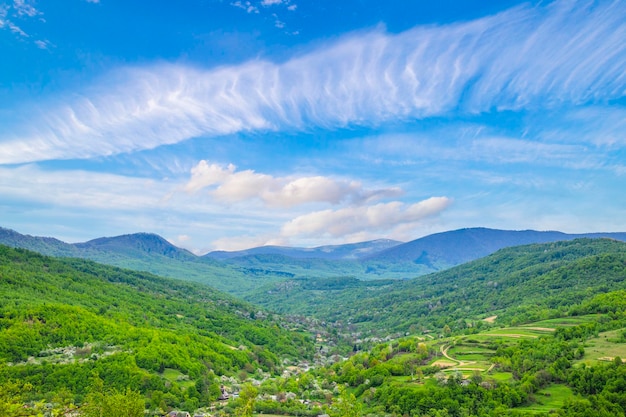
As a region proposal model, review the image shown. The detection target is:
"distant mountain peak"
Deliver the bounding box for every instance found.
[366,227,626,267]
[75,232,195,259]
[205,238,403,260]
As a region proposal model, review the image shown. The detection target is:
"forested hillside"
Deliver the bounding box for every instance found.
[249,238,626,337]
[2,237,626,416]
[0,228,292,296]
[4,227,625,298]
[365,227,626,267]
[0,245,313,414]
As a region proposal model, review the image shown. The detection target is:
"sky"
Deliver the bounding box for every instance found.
[1,0,625,254]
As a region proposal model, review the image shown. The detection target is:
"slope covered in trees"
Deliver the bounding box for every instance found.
[4,226,626,297]
[0,245,314,412]
[249,238,626,337]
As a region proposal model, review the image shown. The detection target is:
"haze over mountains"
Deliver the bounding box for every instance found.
[206,239,402,260]
[248,237,626,335]
[2,226,625,295]
[3,227,626,415]
[365,228,626,266]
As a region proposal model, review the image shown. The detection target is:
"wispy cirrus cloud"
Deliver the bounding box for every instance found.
[184,160,402,207]
[0,0,49,47]
[13,0,40,17]
[356,104,626,172]
[0,164,166,210]
[1,0,624,165]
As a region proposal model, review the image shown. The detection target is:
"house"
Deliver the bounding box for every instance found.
[218,385,229,401]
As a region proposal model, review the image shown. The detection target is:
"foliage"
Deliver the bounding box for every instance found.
[81,375,144,417]
[0,245,314,410]
[234,383,258,417]
[248,239,626,337]
[330,386,362,417]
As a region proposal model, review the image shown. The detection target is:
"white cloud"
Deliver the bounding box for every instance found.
[185,160,402,207]
[1,0,625,164]
[13,0,40,18]
[6,19,27,36]
[0,165,167,210]
[0,163,435,251]
[354,105,626,171]
[231,1,259,14]
[273,17,285,29]
[280,197,451,239]
[210,234,286,252]
[174,234,190,244]
[261,0,284,6]
[0,0,44,40]
[34,39,52,49]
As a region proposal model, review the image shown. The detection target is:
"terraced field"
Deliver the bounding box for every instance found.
[577,328,626,366]
[425,315,610,383]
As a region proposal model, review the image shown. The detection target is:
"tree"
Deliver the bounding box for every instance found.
[82,376,145,417]
[330,386,362,417]
[0,381,32,417]
[235,383,258,417]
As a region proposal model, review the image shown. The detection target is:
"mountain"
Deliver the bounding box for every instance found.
[75,232,197,261]
[366,227,626,267]
[0,227,273,296]
[249,238,626,336]
[3,226,626,295]
[0,227,81,257]
[0,245,314,407]
[206,239,402,260]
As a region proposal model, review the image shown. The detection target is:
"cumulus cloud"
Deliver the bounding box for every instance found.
[1,0,624,164]
[280,197,451,239]
[185,160,402,206]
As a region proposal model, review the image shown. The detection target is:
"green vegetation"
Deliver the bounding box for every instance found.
[248,239,626,337]
[0,245,313,414]
[3,236,626,415]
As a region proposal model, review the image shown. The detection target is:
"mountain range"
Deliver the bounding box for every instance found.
[205,238,402,260]
[248,237,626,336]
[2,226,625,295]
[3,227,626,415]
[365,227,626,265]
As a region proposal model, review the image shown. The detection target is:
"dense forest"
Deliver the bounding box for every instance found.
[249,239,626,335]
[0,245,313,414]
[1,238,626,416]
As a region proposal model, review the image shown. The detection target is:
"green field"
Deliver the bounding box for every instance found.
[518,384,577,413]
[162,368,195,389]
[577,328,626,366]
[518,314,604,328]
[406,318,623,413]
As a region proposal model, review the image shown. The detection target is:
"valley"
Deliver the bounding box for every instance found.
[1,227,626,416]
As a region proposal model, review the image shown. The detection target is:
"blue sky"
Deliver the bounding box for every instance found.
[1,0,625,253]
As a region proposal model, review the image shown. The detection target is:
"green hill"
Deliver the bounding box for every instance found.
[248,238,626,337]
[367,227,626,267]
[0,227,293,296]
[0,245,314,411]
